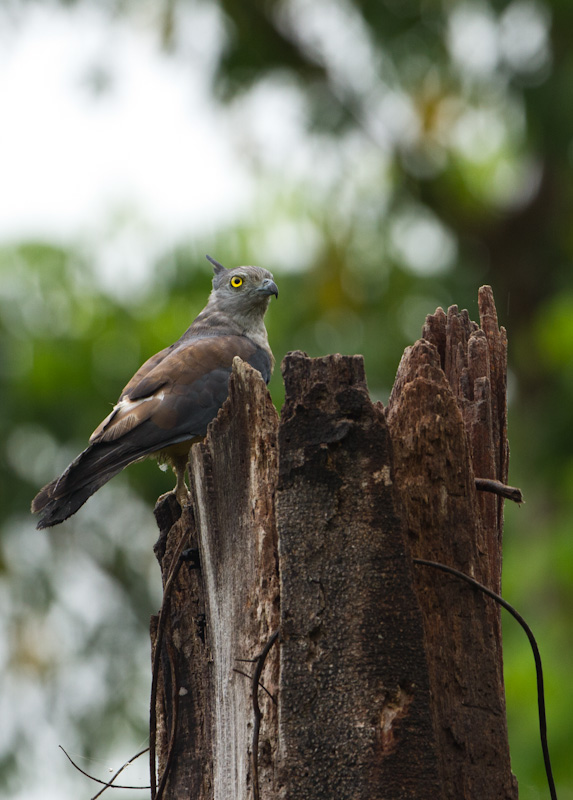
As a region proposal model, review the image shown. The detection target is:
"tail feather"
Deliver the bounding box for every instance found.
[31,441,143,529]
[33,476,118,529]
[32,425,196,529]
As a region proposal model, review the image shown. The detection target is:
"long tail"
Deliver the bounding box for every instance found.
[31,442,143,529]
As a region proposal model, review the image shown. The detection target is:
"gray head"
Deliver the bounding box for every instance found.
[205,255,278,317]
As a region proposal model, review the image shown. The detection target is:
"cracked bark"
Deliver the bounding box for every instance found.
[386,286,517,799]
[151,286,517,799]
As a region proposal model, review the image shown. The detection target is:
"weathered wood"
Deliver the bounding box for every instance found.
[151,495,212,799]
[387,286,518,800]
[276,352,442,799]
[190,359,280,800]
[151,359,280,800]
[421,286,509,591]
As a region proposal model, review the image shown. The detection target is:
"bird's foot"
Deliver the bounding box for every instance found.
[175,486,191,509]
[157,490,175,504]
[156,486,190,511]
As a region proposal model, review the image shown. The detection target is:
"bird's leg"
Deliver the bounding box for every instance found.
[173,457,191,507]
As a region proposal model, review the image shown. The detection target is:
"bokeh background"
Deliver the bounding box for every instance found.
[1,1,572,797]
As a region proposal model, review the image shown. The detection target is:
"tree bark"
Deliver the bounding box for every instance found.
[275,352,441,798]
[151,286,518,799]
[386,286,517,799]
[151,496,212,799]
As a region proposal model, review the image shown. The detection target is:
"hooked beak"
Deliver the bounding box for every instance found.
[258,278,279,298]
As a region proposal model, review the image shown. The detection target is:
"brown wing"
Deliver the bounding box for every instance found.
[118,343,176,400]
[90,334,260,446]
[32,334,271,529]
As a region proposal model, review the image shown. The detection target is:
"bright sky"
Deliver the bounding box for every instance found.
[0,4,251,246]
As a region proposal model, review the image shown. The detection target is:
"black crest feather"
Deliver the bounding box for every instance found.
[206,254,226,273]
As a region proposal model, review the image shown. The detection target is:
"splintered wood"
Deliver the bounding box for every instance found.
[150,286,518,800]
[151,361,280,800]
[420,285,509,589]
[386,285,517,800]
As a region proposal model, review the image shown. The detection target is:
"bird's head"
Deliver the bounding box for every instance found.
[206,255,278,318]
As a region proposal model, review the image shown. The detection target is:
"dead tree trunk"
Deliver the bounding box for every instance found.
[151,362,280,800]
[151,286,518,799]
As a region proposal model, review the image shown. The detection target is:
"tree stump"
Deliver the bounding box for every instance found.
[151,285,518,799]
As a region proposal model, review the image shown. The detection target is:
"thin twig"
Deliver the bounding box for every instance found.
[58,745,149,792]
[233,668,276,703]
[413,558,557,800]
[251,629,280,800]
[90,748,151,799]
[150,528,190,799]
[475,478,524,504]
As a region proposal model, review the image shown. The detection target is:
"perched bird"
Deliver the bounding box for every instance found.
[31,255,278,529]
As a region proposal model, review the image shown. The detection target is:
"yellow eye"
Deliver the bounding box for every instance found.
[230,276,243,288]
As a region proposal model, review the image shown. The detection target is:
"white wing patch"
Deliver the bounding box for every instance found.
[90,392,165,443]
